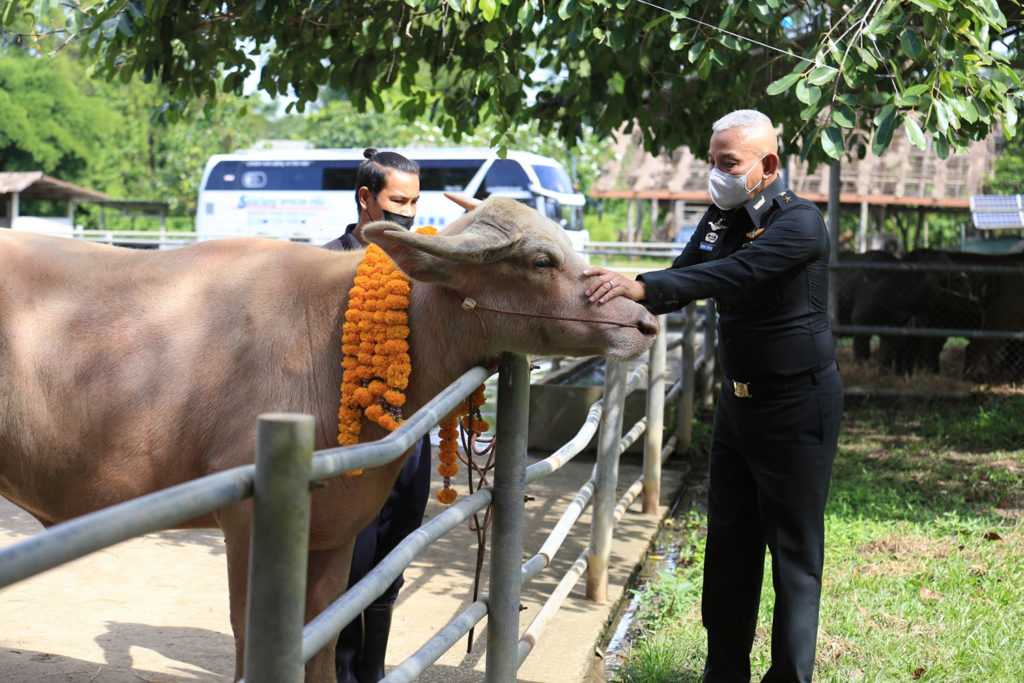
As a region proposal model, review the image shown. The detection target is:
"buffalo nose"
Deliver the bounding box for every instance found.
[637,311,659,337]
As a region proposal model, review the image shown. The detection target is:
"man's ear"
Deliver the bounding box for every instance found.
[357,186,373,213]
[763,153,780,177]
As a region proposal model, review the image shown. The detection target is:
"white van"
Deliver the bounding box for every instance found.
[195,147,588,251]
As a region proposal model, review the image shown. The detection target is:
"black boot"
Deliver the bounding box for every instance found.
[356,604,393,682]
[335,613,363,683]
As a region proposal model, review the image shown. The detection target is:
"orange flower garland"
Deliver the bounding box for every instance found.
[336,225,489,504]
[337,227,437,474]
[436,384,489,504]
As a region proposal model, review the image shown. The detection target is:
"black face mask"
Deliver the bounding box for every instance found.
[381,209,415,230]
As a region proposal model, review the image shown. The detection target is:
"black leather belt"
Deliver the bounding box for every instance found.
[727,361,838,398]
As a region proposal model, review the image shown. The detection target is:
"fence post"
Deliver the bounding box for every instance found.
[587,358,627,602]
[643,317,667,513]
[701,299,718,407]
[245,413,314,683]
[676,303,696,451]
[485,352,530,683]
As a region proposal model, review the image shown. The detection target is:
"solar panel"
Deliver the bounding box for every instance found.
[971,211,1024,229]
[969,195,1024,229]
[970,195,1024,212]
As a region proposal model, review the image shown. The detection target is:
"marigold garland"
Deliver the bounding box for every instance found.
[337,227,437,475]
[436,384,490,504]
[336,225,490,504]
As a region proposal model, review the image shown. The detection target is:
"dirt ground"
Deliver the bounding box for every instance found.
[1,453,684,683]
[0,496,235,681]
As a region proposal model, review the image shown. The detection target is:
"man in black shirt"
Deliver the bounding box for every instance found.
[584,109,843,682]
[325,148,428,683]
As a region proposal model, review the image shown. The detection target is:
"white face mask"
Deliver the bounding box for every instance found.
[708,153,767,210]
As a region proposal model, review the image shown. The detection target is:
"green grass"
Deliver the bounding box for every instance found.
[613,394,1024,682]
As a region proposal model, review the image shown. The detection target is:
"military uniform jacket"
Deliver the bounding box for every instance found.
[639,177,834,381]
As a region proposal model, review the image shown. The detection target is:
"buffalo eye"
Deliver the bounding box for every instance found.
[533,256,554,270]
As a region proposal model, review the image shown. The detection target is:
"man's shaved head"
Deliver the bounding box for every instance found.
[712,109,778,156]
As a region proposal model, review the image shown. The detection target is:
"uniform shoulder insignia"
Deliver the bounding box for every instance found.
[778,191,792,203]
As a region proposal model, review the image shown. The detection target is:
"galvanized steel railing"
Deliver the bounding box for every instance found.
[0,302,717,682]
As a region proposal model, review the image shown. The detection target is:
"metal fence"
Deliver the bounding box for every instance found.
[0,304,716,682]
[832,251,1024,382]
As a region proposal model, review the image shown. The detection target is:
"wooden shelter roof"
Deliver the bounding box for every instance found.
[591,126,999,210]
[0,172,110,202]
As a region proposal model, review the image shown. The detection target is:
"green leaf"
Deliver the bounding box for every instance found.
[873,103,896,127]
[831,103,856,128]
[873,106,898,155]
[822,125,845,159]
[910,0,952,10]
[933,135,950,159]
[856,46,878,70]
[903,83,930,97]
[900,29,923,60]
[807,66,838,86]
[687,40,704,64]
[479,0,497,21]
[750,0,773,24]
[670,33,686,51]
[766,72,801,96]
[952,97,979,123]
[795,78,821,105]
[904,116,926,149]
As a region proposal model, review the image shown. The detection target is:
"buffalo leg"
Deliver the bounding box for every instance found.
[305,542,356,682]
[220,506,254,682]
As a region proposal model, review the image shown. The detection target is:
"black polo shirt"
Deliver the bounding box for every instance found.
[639,177,834,380]
[322,224,362,252]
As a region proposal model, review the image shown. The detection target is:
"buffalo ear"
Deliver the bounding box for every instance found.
[363,220,523,283]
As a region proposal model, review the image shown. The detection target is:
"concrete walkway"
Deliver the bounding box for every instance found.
[0,449,689,682]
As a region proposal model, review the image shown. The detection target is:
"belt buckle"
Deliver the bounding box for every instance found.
[732,380,751,398]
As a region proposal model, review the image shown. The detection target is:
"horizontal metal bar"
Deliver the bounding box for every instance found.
[302,486,494,663]
[831,261,1024,274]
[383,600,490,682]
[834,325,1024,341]
[525,401,603,485]
[311,365,494,480]
[0,465,254,589]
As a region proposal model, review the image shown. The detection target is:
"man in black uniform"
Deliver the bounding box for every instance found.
[584,109,843,682]
[324,148,431,683]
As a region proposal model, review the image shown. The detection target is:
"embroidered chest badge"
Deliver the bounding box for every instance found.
[745,227,766,240]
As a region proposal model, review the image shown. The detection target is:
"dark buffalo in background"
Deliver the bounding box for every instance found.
[833,249,1024,381]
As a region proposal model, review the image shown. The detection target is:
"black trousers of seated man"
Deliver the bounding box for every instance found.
[701,367,843,683]
[336,435,432,683]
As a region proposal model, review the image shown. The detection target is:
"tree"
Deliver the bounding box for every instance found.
[0,49,115,180]
[2,0,1020,166]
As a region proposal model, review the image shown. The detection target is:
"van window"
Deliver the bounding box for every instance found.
[417,160,485,192]
[532,164,575,194]
[205,160,367,191]
[480,159,532,198]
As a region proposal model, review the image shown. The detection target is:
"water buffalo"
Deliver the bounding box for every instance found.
[0,196,658,681]
[834,250,899,363]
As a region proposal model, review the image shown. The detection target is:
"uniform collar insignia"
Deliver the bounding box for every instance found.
[752,195,766,210]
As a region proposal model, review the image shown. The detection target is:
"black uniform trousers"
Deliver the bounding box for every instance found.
[346,434,433,602]
[702,364,842,683]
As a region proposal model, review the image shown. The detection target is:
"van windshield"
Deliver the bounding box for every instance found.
[532,164,575,195]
